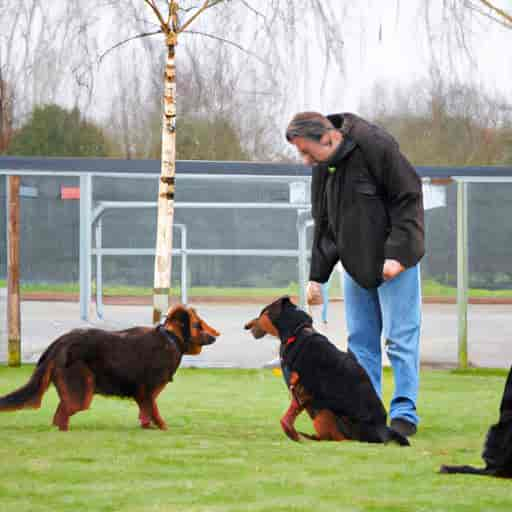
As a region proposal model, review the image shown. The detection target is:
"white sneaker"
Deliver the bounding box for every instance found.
[263,357,281,369]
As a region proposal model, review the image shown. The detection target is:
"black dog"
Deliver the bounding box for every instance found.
[245,296,409,446]
[440,366,512,477]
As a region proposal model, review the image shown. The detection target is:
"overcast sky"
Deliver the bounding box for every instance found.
[2,1,511,135]
[284,0,512,117]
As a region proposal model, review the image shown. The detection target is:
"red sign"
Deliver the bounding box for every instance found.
[61,186,80,200]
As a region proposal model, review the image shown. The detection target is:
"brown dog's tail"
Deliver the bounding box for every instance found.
[0,355,54,412]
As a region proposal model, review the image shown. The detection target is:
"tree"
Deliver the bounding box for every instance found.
[361,78,512,166]
[0,76,14,152]
[8,104,111,157]
[0,1,99,131]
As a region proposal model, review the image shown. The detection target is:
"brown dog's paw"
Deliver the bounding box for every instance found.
[139,413,152,429]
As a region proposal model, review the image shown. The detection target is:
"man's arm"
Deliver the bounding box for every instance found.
[376,140,425,270]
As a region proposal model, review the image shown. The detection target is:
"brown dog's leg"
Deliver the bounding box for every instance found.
[149,384,168,430]
[135,386,153,429]
[52,364,95,431]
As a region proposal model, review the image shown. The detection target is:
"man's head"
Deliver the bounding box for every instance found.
[286,112,343,165]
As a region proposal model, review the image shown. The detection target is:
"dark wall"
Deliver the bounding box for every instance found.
[0,175,302,288]
[1,174,512,289]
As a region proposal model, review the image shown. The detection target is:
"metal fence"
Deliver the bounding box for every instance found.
[2,157,512,368]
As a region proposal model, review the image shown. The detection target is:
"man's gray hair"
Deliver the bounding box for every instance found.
[285,112,335,142]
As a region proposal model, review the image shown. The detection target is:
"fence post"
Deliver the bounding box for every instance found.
[79,174,92,321]
[7,175,21,366]
[180,224,188,305]
[95,217,103,319]
[297,213,308,309]
[457,180,469,369]
[290,181,309,309]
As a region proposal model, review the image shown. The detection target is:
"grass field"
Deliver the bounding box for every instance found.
[1,279,512,299]
[0,367,511,511]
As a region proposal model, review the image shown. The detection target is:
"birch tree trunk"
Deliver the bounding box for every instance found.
[7,176,21,367]
[153,35,177,324]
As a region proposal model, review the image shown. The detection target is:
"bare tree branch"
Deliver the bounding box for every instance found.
[467,0,512,28]
[98,29,163,63]
[239,0,266,21]
[181,29,271,68]
[476,0,512,26]
[143,0,167,30]
[179,0,225,34]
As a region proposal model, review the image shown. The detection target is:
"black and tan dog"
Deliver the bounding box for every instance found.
[245,296,409,446]
[0,305,220,431]
[440,365,512,477]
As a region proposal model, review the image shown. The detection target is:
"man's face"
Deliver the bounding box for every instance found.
[289,133,340,166]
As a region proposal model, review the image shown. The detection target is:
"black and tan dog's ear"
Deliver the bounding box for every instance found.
[244,319,256,330]
[278,295,298,309]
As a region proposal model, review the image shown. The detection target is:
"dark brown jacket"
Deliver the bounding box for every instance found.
[309,113,425,289]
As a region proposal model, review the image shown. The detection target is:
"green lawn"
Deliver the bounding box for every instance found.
[0,367,510,511]
[2,278,512,299]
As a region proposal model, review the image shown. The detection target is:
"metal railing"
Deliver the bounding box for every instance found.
[84,172,313,321]
[3,160,512,369]
[91,199,312,319]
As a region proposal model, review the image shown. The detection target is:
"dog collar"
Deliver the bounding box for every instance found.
[157,324,186,354]
[283,323,314,347]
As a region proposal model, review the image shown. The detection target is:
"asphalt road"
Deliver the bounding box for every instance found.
[1,296,511,369]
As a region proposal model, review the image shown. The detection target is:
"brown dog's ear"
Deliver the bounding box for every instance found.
[164,306,190,337]
[166,305,188,321]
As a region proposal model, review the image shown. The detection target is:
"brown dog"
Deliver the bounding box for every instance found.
[245,297,408,445]
[0,305,220,431]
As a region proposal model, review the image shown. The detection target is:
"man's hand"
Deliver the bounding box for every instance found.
[306,281,323,305]
[382,259,405,281]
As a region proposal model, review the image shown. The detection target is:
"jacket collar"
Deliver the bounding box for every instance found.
[325,134,357,168]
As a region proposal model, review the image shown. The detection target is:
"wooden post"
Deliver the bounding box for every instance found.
[7,175,21,367]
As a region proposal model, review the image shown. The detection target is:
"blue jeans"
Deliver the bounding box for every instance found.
[344,265,421,425]
[321,281,330,323]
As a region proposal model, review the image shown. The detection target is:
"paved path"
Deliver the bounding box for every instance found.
[2,296,512,368]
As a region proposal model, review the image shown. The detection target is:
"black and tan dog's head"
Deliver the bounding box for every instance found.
[164,305,220,355]
[244,296,312,340]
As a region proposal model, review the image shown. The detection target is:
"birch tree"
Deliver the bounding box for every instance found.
[137,1,223,322]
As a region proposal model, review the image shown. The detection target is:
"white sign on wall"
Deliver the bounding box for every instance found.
[422,183,446,210]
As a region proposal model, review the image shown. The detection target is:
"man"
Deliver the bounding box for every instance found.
[286,112,424,437]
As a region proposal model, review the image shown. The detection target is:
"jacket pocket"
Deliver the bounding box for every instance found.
[355,180,378,197]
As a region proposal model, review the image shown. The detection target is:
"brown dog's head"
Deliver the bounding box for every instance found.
[164,305,220,355]
[244,296,312,341]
